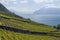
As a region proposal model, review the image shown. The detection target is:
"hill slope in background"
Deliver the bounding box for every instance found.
[34,8,60,15]
[0,3,60,40]
[30,8,60,25]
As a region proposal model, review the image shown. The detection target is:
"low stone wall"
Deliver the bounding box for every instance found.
[0,26,47,35]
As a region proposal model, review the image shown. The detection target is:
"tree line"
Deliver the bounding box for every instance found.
[53,24,60,30]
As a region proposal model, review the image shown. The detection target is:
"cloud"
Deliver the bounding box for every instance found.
[45,4,60,8]
[8,6,35,14]
[20,0,28,3]
[33,0,44,3]
[33,0,60,8]
[0,0,17,4]
[8,6,35,13]
[1,0,60,14]
[10,0,16,2]
[45,0,54,3]
[33,0,55,4]
[0,0,7,3]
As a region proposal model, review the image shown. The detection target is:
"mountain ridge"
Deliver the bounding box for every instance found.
[30,8,60,25]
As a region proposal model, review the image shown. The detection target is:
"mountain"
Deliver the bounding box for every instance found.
[0,3,9,12]
[34,8,60,15]
[31,8,60,25]
[0,3,60,40]
[0,3,15,16]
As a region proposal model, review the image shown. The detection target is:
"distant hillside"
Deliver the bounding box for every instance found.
[31,8,60,25]
[34,8,60,15]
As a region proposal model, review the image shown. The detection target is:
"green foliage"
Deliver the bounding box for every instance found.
[57,24,60,29]
[53,26,57,28]
[0,29,59,40]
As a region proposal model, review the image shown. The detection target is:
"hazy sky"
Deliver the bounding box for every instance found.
[0,0,60,14]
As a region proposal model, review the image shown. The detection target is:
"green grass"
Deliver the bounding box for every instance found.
[0,29,60,40]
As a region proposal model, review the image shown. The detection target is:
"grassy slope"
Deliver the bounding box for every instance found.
[0,12,60,40]
[0,12,56,32]
[0,29,59,40]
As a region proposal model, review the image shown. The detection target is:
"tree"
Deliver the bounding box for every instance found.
[27,18,31,20]
[53,26,56,28]
[57,24,60,29]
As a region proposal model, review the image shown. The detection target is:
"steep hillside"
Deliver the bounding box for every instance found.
[0,11,56,32]
[0,3,60,40]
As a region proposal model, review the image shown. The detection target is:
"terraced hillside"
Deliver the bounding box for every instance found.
[0,29,60,40]
[0,11,56,32]
[0,3,60,40]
